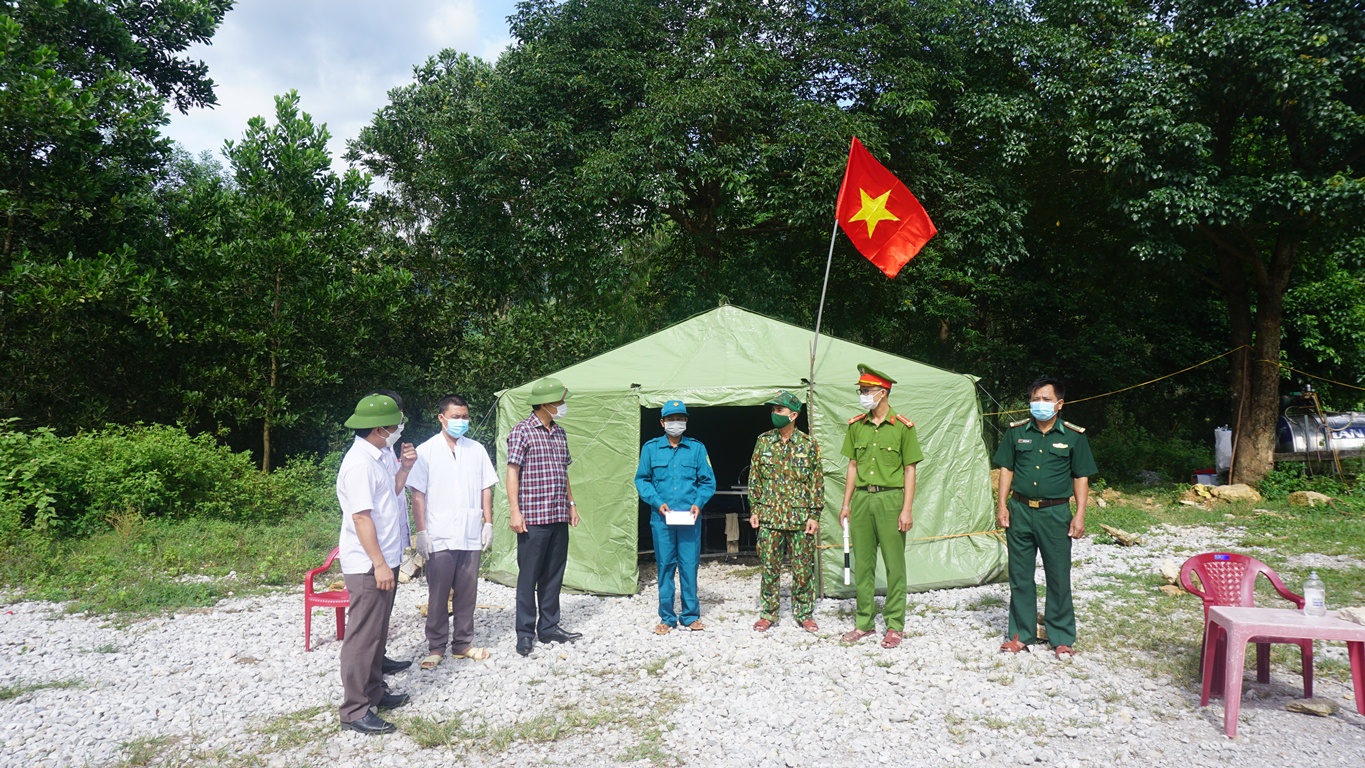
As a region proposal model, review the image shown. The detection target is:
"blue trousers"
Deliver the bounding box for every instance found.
[651,514,701,626]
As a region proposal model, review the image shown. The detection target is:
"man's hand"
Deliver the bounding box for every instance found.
[839,504,850,525]
[1068,514,1085,539]
[805,518,819,536]
[897,509,914,532]
[570,505,580,527]
[658,503,671,514]
[375,563,395,591]
[415,530,432,557]
[749,513,759,529]
[481,522,494,550]
[690,504,700,522]
[399,442,417,470]
[510,508,528,534]
[996,506,1010,529]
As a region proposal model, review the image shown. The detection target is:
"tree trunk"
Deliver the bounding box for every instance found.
[1229,236,1297,485]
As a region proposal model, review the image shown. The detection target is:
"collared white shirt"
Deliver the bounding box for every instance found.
[407,433,498,551]
[336,436,406,573]
[375,444,412,541]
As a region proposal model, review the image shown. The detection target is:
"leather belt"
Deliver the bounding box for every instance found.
[860,485,899,493]
[1011,491,1070,509]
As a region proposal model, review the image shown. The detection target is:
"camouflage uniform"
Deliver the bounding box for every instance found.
[749,429,823,622]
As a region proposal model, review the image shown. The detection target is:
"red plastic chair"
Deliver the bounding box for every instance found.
[1179,552,1313,697]
[304,547,350,651]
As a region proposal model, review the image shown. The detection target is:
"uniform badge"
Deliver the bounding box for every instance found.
[1053,443,1068,449]
[1017,438,1032,444]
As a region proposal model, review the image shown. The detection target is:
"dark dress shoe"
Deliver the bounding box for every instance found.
[377,691,410,710]
[381,656,411,674]
[341,712,395,735]
[516,636,534,656]
[538,628,582,644]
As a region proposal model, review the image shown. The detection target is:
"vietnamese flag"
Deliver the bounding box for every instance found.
[835,137,936,278]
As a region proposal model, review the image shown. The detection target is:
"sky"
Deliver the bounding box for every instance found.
[164,0,520,169]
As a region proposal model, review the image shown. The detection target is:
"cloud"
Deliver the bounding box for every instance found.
[164,0,518,171]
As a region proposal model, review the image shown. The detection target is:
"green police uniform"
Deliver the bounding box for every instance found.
[841,374,923,633]
[750,427,823,622]
[992,418,1097,648]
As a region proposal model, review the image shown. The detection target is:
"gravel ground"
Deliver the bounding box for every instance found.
[2,526,1363,768]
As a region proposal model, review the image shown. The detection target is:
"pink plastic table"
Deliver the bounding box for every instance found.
[1201,606,1365,737]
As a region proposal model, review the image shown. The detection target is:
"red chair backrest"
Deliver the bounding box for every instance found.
[304,547,342,597]
[1179,552,1302,618]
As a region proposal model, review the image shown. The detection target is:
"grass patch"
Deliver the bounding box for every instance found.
[0,503,338,616]
[398,691,683,764]
[0,678,85,700]
[965,594,1006,611]
[115,735,182,768]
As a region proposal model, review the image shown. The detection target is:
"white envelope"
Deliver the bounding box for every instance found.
[665,509,694,526]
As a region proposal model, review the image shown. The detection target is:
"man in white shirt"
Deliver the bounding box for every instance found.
[365,389,416,675]
[408,395,498,668]
[335,394,411,735]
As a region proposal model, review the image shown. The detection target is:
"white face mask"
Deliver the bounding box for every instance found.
[663,421,687,437]
[858,391,882,411]
[552,403,568,419]
[381,425,402,448]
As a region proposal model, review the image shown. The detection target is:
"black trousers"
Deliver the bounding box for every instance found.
[516,522,569,639]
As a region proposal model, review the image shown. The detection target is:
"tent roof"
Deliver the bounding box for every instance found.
[501,304,976,398]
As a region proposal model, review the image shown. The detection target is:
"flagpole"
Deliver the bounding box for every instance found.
[809,216,840,391]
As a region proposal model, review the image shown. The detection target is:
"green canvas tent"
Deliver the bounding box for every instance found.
[485,305,1005,597]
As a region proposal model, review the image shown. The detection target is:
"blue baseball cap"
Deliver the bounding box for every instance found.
[661,399,688,418]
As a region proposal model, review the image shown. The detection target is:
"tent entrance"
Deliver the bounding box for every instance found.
[636,404,809,559]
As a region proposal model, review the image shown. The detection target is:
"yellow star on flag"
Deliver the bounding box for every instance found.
[848,188,899,238]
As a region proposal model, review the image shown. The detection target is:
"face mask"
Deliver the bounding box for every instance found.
[444,418,470,438]
[771,412,793,429]
[551,403,568,419]
[859,392,882,411]
[381,425,402,448]
[1030,401,1057,421]
[663,421,687,437]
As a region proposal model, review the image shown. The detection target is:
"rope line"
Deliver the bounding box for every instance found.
[816,528,1004,549]
[982,346,1251,417]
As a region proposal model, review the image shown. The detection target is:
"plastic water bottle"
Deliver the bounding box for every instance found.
[1303,571,1327,617]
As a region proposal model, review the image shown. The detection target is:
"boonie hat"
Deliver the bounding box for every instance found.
[764,390,802,412]
[344,394,402,429]
[856,363,896,389]
[661,399,688,418]
[528,377,570,406]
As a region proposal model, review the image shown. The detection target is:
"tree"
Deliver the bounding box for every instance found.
[0,0,233,431]
[171,93,410,470]
[1008,0,1365,482]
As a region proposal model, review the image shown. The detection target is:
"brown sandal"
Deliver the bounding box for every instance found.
[999,634,1029,654]
[881,629,903,649]
[1053,644,1075,658]
[752,618,774,632]
[653,623,673,635]
[840,628,876,643]
[683,621,706,631]
[800,619,819,633]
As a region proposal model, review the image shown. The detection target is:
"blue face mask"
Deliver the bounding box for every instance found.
[1030,401,1057,421]
[444,418,470,438]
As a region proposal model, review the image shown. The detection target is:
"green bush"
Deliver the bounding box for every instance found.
[0,421,338,542]
[1258,463,1357,501]
[1088,407,1212,484]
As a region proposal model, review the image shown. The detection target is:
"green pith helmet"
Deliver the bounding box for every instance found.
[344,394,402,429]
[528,377,570,406]
[764,390,802,412]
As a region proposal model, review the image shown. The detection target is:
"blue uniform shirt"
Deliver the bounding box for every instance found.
[634,436,717,512]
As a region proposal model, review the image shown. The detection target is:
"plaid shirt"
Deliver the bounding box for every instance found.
[506,414,573,525]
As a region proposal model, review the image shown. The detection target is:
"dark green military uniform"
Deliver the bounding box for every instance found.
[841,370,923,633]
[750,427,823,622]
[992,418,1097,648]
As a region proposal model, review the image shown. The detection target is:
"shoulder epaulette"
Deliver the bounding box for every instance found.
[1009,418,1029,428]
[847,413,867,425]
[895,414,914,428]
[1063,421,1085,433]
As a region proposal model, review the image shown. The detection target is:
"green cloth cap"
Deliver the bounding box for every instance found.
[764,390,802,412]
[344,394,402,429]
[528,377,570,406]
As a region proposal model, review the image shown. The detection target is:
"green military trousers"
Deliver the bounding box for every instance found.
[756,527,816,622]
[1005,495,1076,647]
[849,488,907,631]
